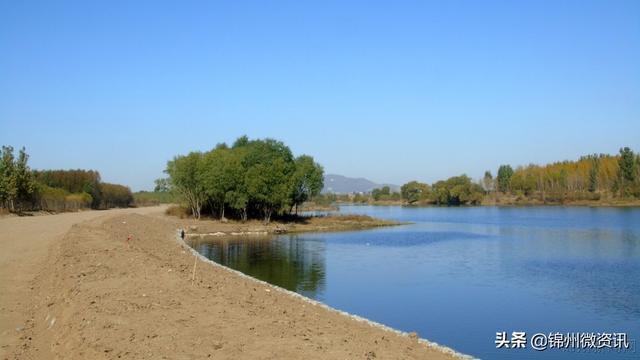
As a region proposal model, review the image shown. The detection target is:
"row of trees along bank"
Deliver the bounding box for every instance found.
[0,145,133,212]
[164,136,324,222]
[316,146,639,206]
[395,147,640,205]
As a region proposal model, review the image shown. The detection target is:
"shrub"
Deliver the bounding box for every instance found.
[100,183,133,208]
[165,205,190,219]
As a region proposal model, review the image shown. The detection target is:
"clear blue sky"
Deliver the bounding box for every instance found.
[1,0,639,191]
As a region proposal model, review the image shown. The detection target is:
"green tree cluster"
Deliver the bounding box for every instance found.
[34,169,133,209]
[432,175,484,205]
[1,145,133,212]
[35,184,94,211]
[33,169,102,207]
[0,146,36,211]
[400,181,430,204]
[165,136,324,222]
[100,183,134,208]
[371,186,401,201]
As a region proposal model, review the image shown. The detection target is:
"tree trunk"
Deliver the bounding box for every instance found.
[264,208,272,224]
[194,198,201,220]
[208,199,216,217]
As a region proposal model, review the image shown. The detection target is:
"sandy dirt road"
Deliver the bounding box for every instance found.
[1,208,463,359]
[0,206,167,358]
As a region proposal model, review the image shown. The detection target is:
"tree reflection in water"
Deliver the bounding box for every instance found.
[191,235,326,299]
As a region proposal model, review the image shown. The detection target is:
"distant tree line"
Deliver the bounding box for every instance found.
[0,145,133,213]
[484,147,640,202]
[33,169,102,208]
[315,146,640,207]
[394,147,640,205]
[133,191,175,207]
[396,175,484,205]
[165,136,324,222]
[372,186,401,201]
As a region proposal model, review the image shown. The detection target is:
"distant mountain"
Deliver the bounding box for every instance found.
[322,174,400,194]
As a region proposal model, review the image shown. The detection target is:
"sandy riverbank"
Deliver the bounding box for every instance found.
[1,208,466,359]
[176,213,404,237]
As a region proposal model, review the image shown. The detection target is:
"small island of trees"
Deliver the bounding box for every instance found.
[164,136,324,222]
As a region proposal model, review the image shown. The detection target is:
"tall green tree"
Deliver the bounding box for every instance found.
[239,138,295,222]
[166,152,207,219]
[245,157,292,223]
[14,147,36,210]
[497,165,514,193]
[482,171,494,193]
[588,157,599,193]
[288,155,324,214]
[201,147,244,220]
[618,147,636,196]
[224,146,250,221]
[0,146,17,210]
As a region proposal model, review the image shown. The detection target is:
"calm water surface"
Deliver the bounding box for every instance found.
[189,206,640,359]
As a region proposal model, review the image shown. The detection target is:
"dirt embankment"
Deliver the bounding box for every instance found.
[177,214,403,237]
[0,206,169,359]
[4,210,464,359]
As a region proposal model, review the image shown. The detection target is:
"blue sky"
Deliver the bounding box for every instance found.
[1,0,639,191]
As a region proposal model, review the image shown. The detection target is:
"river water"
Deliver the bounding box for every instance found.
[188,205,640,359]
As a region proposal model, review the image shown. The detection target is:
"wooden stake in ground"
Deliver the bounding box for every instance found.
[191,254,197,285]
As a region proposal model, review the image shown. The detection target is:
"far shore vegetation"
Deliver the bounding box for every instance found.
[310,146,640,208]
[0,145,134,214]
